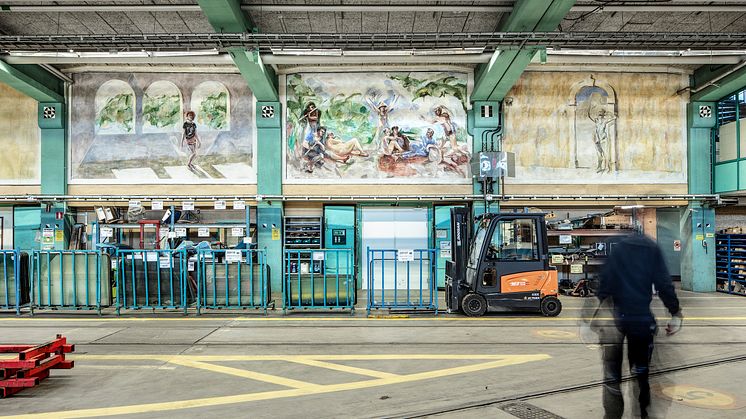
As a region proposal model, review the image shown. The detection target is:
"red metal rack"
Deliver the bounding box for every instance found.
[0,335,75,398]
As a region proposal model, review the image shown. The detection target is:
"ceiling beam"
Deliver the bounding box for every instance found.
[473,0,576,102]
[197,0,277,101]
[0,61,63,102]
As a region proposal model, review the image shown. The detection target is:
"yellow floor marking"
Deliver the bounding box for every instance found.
[166,358,323,390]
[71,354,536,361]
[284,358,400,379]
[0,354,550,419]
[660,384,740,410]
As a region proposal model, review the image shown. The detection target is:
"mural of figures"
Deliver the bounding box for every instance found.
[504,72,687,185]
[284,71,472,183]
[0,82,40,184]
[70,73,255,183]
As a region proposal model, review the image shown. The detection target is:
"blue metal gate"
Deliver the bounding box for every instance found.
[116,249,188,314]
[196,248,270,314]
[0,250,23,314]
[284,249,355,312]
[366,248,437,315]
[30,250,110,314]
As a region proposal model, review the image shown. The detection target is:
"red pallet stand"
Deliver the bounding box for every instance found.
[0,334,75,398]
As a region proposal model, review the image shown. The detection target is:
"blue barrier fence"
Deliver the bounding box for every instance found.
[196,248,270,314]
[30,250,110,314]
[284,249,355,311]
[0,250,23,314]
[366,248,437,315]
[116,248,188,314]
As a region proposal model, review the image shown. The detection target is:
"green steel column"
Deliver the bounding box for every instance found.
[257,201,283,297]
[467,101,501,214]
[39,102,66,195]
[680,202,716,292]
[687,102,716,194]
[256,101,282,195]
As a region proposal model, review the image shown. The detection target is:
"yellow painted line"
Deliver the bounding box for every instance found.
[0,354,550,419]
[285,358,399,379]
[71,354,525,361]
[166,359,323,390]
[1,316,745,322]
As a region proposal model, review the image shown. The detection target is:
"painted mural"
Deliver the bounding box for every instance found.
[504,72,687,184]
[0,82,40,184]
[284,71,472,183]
[70,73,255,183]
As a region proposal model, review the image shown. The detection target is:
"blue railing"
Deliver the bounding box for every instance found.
[284,249,355,312]
[0,250,23,315]
[196,248,270,314]
[116,248,188,314]
[366,248,438,315]
[30,250,109,314]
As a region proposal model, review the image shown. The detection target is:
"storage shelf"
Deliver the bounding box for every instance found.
[715,234,746,297]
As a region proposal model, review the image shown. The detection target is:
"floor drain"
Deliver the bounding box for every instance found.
[500,402,565,419]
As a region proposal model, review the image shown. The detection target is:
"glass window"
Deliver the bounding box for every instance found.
[487,219,539,261]
[469,218,490,267]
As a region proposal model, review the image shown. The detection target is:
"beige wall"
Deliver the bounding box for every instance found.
[0,82,40,184]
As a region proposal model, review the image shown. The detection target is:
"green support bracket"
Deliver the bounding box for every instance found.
[229,48,279,102]
[472,0,576,101]
[691,62,746,102]
[0,62,63,103]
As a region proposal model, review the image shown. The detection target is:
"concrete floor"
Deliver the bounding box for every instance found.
[1,288,745,418]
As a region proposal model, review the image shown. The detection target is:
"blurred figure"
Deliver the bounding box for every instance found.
[594,234,683,419]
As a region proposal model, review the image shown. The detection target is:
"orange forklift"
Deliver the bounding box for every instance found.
[445,207,562,317]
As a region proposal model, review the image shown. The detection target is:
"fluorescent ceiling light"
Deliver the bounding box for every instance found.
[270,48,343,56]
[546,48,746,57]
[619,205,645,209]
[8,49,220,58]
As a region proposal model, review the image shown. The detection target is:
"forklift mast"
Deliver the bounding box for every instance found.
[445,206,472,312]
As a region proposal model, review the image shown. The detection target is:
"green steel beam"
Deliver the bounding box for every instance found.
[0,62,63,102]
[196,0,254,32]
[473,0,575,101]
[691,61,746,101]
[198,0,278,101]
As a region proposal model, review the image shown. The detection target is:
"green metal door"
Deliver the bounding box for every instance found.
[656,208,682,277]
[324,205,355,287]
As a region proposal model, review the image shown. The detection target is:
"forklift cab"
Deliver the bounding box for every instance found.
[446,209,561,317]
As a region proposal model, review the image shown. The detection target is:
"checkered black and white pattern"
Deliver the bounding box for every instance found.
[699,105,712,119]
[261,105,275,119]
[42,106,56,119]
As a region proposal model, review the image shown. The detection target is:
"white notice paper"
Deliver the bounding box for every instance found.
[182,201,195,211]
[151,200,164,210]
[398,249,415,262]
[214,200,226,210]
[159,256,171,269]
[146,252,159,262]
[198,227,210,237]
[312,252,325,261]
[232,200,245,210]
[175,227,187,237]
[559,235,572,245]
[100,227,113,238]
[231,227,244,237]
[225,249,242,263]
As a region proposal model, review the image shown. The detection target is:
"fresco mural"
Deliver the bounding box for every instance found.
[284,71,472,183]
[0,82,40,184]
[504,72,687,184]
[70,73,255,183]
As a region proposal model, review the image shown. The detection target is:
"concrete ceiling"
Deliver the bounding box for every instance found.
[0,1,745,35]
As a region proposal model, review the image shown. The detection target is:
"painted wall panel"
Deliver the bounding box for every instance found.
[70,73,256,184]
[714,162,738,192]
[503,71,688,186]
[0,82,40,184]
[718,120,738,162]
[283,71,472,184]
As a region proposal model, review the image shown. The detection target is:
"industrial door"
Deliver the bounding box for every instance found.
[656,208,682,277]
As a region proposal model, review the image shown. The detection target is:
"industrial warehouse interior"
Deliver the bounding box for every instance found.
[1,0,746,417]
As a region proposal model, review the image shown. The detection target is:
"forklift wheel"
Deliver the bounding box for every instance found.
[461,294,487,317]
[540,296,562,317]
